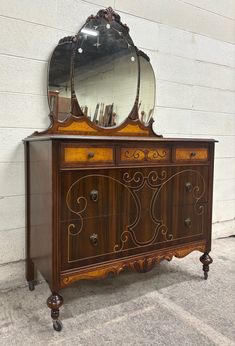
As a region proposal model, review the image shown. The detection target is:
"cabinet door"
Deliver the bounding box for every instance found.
[60,166,209,270]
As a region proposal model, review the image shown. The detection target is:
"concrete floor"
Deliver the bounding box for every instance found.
[0,237,234,346]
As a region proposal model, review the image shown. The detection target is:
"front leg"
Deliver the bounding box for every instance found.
[200,252,213,280]
[47,293,63,331]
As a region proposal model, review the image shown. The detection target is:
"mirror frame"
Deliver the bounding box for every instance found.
[38,7,161,138]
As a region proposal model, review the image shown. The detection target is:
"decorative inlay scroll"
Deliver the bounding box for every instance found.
[121,148,168,162]
[65,168,206,263]
[60,241,206,287]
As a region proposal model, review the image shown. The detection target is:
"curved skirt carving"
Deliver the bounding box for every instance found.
[60,241,206,287]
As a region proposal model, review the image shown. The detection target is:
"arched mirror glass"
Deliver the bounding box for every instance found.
[138,53,156,125]
[74,17,138,127]
[48,42,72,121]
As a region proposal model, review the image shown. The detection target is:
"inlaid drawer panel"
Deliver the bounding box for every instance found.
[61,145,114,166]
[120,147,170,164]
[174,148,208,162]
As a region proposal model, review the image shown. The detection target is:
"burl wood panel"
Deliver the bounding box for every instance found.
[175,148,208,161]
[63,147,114,163]
[60,166,208,270]
[120,148,169,162]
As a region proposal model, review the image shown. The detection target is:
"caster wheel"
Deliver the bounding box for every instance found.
[53,320,63,332]
[204,272,208,280]
[28,281,35,291]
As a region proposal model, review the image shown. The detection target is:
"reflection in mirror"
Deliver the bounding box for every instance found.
[74,18,138,127]
[138,53,156,125]
[48,42,72,121]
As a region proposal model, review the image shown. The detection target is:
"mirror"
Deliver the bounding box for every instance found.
[74,18,138,127]
[47,7,156,128]
[138,52,156,125]
[48,41,72,121]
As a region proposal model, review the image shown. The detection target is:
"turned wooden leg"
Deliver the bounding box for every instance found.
[26,258,35,291]
[47,293,63,332]
[200,252,213,280]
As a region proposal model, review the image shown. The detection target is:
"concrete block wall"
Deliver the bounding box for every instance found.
[0,0,234,266]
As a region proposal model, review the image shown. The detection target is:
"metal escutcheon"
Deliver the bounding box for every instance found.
[184,218,192,228]
[90,233,98,246]
[90,190,99,202]
[185,182,193,192]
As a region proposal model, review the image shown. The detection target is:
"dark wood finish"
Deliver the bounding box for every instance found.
[47,293,63,331]
[200,252,213,280]
[25,132,216,330]
[24,6,216,331]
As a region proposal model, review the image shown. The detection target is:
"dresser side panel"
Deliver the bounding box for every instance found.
[29,140,53,284]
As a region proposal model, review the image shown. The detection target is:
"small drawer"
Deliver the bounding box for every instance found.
[120,147,170,163]
[62,146,114,166]
[174,148,208,162]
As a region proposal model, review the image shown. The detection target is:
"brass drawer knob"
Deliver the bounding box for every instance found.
[190,151,196,157]
[90,233,98,246]
[185,182,193,192]
[88,152,95,159]
[90,190,99,202]
[184,218,192,228]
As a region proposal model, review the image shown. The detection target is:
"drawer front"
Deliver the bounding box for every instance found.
[61,145,114,166]
[120,147,170,164]
[174,148,208,162]
[60,166,209,270]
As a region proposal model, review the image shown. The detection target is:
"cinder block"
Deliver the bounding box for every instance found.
[193,86,235,113]
[157,80,193,109]
[119,13,160,51]
[0,163,25,197]
[195,61,235,91]
[214,158,235,180]
[154,107,192,134]
[214,136,235,158]
[0,56,47,95]
[212,219,235,239]
[0,196,25,231]
[0,0,57,27]
[115,0,235,43]
[195,35,235,67]
[214,179,235,202]
[0,228,25,264]
[180,0,235,20]
[0,16,57,61]
[0,93,49,129]
[57,0,100,32]
[213,199,235,222]
[0,128,32,163]
[191,112,235,136]
[154,53,195,85]
[0,261,26,290]
[159,25,196,60]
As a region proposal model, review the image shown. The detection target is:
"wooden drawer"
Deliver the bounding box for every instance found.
[119,147,170,164]
[61,145,114,166]
[174,148,208,162]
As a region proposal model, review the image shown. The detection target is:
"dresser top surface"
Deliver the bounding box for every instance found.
[24,134,217,143]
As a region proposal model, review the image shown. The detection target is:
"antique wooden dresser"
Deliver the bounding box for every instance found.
[24,7,216,331]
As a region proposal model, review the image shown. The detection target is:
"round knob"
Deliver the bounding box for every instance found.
[190,152,196,157]
[90,233,98,246]
[184,218,192,228]
[185,182,193,192]
[90,190,99,202]
[88,152,95,159]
